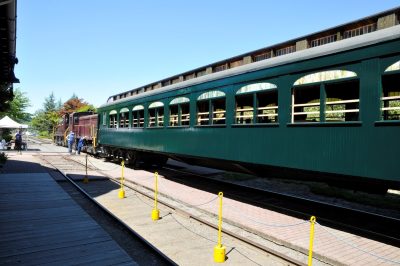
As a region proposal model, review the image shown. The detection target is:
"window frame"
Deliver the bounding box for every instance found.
[132,105,145,128]
[291,70,360,124]
[196,91,226,126]
[169,97,190,127]
[119,108,130,128]
[148,102,164,128]
[234,82,279,126]
[109,110,118,128]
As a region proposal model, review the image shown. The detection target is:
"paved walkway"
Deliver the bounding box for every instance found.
[0,155,137,265]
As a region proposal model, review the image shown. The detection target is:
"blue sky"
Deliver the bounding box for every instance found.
[17,1,400,114]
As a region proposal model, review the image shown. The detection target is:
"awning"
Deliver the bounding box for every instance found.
[0,115,28,128]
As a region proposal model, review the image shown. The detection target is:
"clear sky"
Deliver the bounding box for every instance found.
[17,1,400,114]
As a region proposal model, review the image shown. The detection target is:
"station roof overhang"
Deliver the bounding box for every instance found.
[0,0,18,84]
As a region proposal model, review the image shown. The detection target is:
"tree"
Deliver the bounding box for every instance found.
[0,85,13,112]
[43,92,57,113]
[0,88,31,122]
[76,104,97,113]
[30,92,62,137]
[59,97,89,116]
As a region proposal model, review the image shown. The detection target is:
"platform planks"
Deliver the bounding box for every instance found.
[0,173,136,266]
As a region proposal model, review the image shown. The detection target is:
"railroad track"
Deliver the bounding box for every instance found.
[39,154,176,266]
[47,153,400,248]
[40,154,307,266]
[158,165,400,248]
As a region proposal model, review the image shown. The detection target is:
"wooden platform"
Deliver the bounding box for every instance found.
[0,173,136,265]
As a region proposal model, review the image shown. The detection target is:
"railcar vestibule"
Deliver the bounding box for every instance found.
[101,60,400,129]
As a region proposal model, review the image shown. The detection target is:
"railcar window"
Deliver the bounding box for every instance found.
[181,103,190,126]
[132,110,144,128]
[119,108,130,128]
[169,97,190,127]
[325,80,359,122]
[109,110,117,128]
[212,98,226,124]
[293,86,320,122]
[257,91,278,123]
[102,112,106,126]
[197,101,210,125]
[235,82,278,125]
[197,91,226,126]
[292,70,359,123]
[170,105,179,126]
[236,94,253,124]
[148,102,164,127]
[132,105,144,128]
[381,72,400,120]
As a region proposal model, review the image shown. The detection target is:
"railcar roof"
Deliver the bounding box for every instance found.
[100,24,400,109]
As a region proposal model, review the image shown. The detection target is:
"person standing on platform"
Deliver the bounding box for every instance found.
[77,136,86,155]
[67,131,75,154]
[15,130,22,153]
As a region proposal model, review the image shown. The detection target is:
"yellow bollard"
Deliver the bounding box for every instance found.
[308,216,316,266]
[83,154,89,183]
[214,192,226,263]
[151,172,160,221]
[118,160,125,199]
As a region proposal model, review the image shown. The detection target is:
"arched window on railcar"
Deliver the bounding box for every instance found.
[132,105,144,128]
[119,108,130,128]
[235,82,278,124]
[109,110,117,128]
[169,97,190,127]
[148,102,164,127]
[197,91,226,125]
[381,60,400,120]
[292,70,359,123]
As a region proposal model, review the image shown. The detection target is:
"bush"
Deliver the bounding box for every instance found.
[3,134,12,142]
[0,152,7,164]
[39,131,50,138]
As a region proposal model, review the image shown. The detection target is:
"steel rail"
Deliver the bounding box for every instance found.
[160,166,400,248]
[60,155,306,266]
[39,155,177,266]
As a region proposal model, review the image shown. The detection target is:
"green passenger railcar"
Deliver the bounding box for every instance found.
[97,23,400,193]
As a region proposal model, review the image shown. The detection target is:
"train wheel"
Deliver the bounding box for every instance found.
[126,151,138,167]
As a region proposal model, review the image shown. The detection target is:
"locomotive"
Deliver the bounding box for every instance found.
[53,111,98,154]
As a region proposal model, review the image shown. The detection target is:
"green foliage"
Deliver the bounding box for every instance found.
[1,129,12,142]
[30,92,97,136]
[30,92,64,136]
[30,110,48,133]
[76,104,97,113]
[43,92,57,113]
[0,85,13,112]
[70,93,79,100]
[0,88,31,123]
[38,131,51,138]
